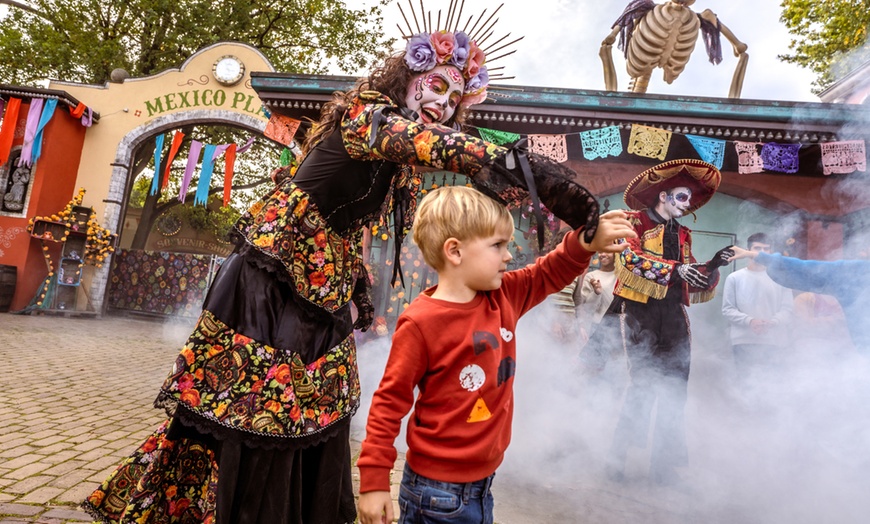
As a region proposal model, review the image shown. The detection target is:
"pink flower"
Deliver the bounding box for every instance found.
[465,42,485,78]
[430,31,455,63]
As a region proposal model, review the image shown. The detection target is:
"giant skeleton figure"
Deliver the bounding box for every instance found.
[600,0,749,98]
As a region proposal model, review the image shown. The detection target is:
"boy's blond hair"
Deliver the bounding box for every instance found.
[413,186,513,270]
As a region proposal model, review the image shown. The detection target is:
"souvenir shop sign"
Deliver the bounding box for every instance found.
[142,89,265,119]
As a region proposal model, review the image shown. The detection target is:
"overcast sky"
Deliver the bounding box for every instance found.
[365,0,821,103]
[0,1,822,102]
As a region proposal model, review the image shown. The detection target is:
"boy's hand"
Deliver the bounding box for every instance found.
[358,491,394,524]
[727,245,756,262]
[580,210,637,254]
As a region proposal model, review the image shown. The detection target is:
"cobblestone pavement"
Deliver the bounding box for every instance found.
[4,313,868,523]
[0,313,674,524]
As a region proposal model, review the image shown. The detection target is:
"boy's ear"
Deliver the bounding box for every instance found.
[443,238,462,266]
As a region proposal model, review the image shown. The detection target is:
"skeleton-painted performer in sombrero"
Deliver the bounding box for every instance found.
[606,159,733,485]
[82,2,601,523]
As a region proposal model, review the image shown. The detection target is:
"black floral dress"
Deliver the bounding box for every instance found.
[82,91,507,524]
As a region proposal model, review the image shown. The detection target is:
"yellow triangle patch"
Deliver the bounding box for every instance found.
[467,396,492,423]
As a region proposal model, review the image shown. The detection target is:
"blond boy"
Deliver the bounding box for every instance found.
[357,186,635,524]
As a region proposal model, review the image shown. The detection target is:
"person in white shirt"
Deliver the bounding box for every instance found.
[576,252,618,372]
[721,233,794,380]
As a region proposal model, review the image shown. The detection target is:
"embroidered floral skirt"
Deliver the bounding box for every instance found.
[83,253,360,524]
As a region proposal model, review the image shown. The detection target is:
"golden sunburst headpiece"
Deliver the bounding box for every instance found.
[396,0,523,105]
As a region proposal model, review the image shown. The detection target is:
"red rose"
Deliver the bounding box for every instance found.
[309,271,327,287]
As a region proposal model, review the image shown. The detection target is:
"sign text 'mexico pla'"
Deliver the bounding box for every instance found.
[142,89,266,118]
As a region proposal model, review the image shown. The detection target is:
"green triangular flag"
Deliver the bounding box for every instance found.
[478,127,521,146]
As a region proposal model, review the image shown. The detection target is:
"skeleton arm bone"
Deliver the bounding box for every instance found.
[600,25,621,91]
[699,9,748,98]
[699,9,747,56]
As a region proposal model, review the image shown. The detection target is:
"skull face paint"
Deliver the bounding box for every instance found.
[659,186,692,219]
[404,64,465,125]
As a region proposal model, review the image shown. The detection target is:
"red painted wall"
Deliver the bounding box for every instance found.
[0,99,87,311]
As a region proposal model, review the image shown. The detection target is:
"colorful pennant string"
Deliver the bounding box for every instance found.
[28,98,58,167]
[194,144,218,206]
[761,142,801,174]
[149,134,166,195]
[627,124,672,160]
[279,147,293,166]
[685,134,726,169]
[179,140,203,203]
[223,143,238,207]
[528,134,568,163]
[734,141,764,174]
[162,131,186,191]
[0,97,22,165]
[264,114,301,146]
[820,140,866,176]
[17,98,44,168]
[579,126,623,160]
[478,127,521,146]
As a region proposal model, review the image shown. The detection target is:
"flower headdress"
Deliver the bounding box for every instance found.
[397,0,523,107]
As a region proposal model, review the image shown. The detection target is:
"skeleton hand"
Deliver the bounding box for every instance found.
[706,246,735,270]
[676,263,709,288]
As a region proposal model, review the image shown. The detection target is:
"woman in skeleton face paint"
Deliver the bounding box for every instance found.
[83,4,603,524]
[404,64,465,125]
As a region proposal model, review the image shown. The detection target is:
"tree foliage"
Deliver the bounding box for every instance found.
[0,0,394,85]
[779,0,870,93]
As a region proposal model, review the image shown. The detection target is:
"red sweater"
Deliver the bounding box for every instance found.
[358,229,592,492]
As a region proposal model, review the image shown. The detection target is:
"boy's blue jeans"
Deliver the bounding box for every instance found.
[398,463,495,524]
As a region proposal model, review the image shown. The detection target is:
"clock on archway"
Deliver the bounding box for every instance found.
[212,55,245,86]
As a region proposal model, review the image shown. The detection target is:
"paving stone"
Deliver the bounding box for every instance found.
[70,439,107,453]
[58,427,91,438]
[0,428,26,440]
[47,471,89,491]
[4,475,54,495]
[80,456,119,472]
[41,507,92,521]
[0,442,34,457]
[40,460,87,477]
[18,486,63,504]
[55,484,93,505]
[0,502,41,516]
[0,453,41,469]
[71,448,113,462]
[22,429,58,441]
[35,450,78,464]
[29,435,67,448]
[5,462,52,480]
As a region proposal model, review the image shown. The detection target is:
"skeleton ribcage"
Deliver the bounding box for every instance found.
[626,4,700,83]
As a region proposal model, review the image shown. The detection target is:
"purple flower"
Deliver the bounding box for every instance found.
[450,31,470,69]
[404,33,437,72]
[464,66,489,93]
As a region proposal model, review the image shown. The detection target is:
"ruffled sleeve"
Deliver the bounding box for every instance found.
[341,91,506,177]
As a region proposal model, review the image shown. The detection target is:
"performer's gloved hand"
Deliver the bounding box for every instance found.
[351,268,374,332]
[474,139,600,244]
[706,246,735,270]
[675,262,709,288]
